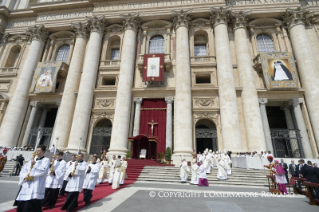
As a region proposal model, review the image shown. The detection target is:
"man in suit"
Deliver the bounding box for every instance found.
[289,160,298,178]
[300,161,319,199]
[280,159,289,183]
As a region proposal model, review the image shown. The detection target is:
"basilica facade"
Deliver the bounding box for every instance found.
[0,0,318,164]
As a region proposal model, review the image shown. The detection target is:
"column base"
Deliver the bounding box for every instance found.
[171,153,192,167]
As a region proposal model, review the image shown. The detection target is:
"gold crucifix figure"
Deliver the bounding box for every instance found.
[147,120,158,137]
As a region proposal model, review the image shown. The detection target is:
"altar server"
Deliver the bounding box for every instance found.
[120,156,128,185]
[112,156,122,189]
[59,154,76,196]
[61,153,87,211]
[16,145,50,212]
[97,156,108,184]
[108,155,116,184]
[42,151,66,209]
[83,156,100,206]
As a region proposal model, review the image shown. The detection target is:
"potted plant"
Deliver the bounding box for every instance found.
[157,152,163,162]
[126,151,132,159]
[165,147,172,164]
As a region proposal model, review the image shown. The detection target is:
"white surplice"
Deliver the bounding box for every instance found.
[204,155,211,174]
[112,159,122,189]
[179,161,188,182]
[217,160,227,180]
[190,158,199,185]
[97,160,108,183]
[63,160,75,181]
[224,155,232,175]
[108,159,115,184]
[65,161,87,192]
[16,157,50,201]
[198,164,207,179]
[83,163,100,190]
[120,161,128,185]
[46,159,66,188]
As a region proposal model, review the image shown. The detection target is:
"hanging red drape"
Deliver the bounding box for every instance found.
[139,99,166,158]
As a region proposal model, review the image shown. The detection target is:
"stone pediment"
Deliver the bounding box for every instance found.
[141,20,172,29]
[49,31,75,39]
[249,18,282,28]
[192,18,210,29]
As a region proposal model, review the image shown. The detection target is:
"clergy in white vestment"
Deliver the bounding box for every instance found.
[197,152,202,163]
[108,155,116,184]
[42,152,66,209]
[217,158,227,180]
[112,156,122,189]
[179,158,189,183]
[204,153,211,174]
[198,159,209,186]
[97,157,108,184]
[120,157,128,185]
[224,153,232,175]
[61,153,87,211]
[190,154,199,185]
[49,145,56,153]
[59,154,76,196]
[16,145,50,212]
[83,156,100,206]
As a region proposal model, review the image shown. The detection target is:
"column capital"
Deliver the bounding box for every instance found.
[133,97,143,104]
[289,98,303,107]
[87,16,107,34]
[210,6,232,28]
[231,10,251,31]
[0,33,9,44]
[283,7,314,29]
[172,9,192,30]
[71,22,89,39]
[259,98,268,105]
[30,101,39,108]
[26,25,49,43]
[280,102,291,111]
[165,96,174,104]
[121,13,141,32]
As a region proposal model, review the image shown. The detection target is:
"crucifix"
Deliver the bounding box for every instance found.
[148,120,158,137]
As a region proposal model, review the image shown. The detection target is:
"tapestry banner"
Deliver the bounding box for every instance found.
[143,54,164,82]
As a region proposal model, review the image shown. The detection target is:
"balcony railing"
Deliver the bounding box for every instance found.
[190,56,216,63]
[0,67,18,76]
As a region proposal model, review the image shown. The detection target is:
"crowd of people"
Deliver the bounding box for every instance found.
[2,145,128,212]
[0,146,36,151]
[236,151,274,158]
[179,149,232,186]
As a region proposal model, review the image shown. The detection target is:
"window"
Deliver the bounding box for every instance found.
[194,45,207,56]
[111,49,120,60]
[102,77,116,86]
[5,45,21,67]
[149,35,164,54]
[196,74,211,84]
[256,34,274,53]
[55,45,70,62]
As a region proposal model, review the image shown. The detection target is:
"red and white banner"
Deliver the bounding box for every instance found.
[142,54,165,82]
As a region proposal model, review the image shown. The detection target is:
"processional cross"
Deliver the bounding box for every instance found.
[148,120,158,137]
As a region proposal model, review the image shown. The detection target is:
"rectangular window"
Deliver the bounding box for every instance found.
[110,49,120,60]
[102,77,116,86]
[196,74,211,84]
[194,45,207,56]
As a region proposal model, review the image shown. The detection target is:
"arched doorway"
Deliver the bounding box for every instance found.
[90,119,112,155]
[195,119,218,153]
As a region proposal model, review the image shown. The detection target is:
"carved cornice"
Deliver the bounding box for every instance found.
[26,25,49,43]
[87,16,107,34]
[210,6,232,27]
[30,101,39,108]
[165,96,174,104]
[133,97,143,104]
[71,22,88,39]
[289,98,303,107]
[0,33,9,44]
[93,112,114,122]
[280,102,291,111]
[193,111,220,126]
[194,98,216,107]
[121,13,141,32]
[172,9,192,29]
[283,7,314,29]
[231,10,251,30]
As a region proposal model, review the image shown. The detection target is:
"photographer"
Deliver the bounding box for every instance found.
[12,154,24,176]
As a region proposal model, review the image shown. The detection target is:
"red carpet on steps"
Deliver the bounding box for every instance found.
[5,159,173,212]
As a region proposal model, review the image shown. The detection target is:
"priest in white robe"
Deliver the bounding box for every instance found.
[42,152,66,209]
[179,158,189,183]
[224,153,232,175]
[112,156,122,189]
[217,158,227,180]
[120,156,128,185]
[59,154,76,196]
[97,156,108,184]
[83,156,100,206]
[204,153,211,174]
[16,145,50,212]
[61,153,87,211]
[198,159,209,186]
[190,154,199,185]
[108,155,116,185]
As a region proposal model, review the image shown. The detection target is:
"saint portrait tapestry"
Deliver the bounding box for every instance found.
[142,54,165,83]
[30,62,62,93]
[260,52,298,90]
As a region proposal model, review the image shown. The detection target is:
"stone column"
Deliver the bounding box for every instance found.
[67,16,106,153]
[51,22,88,150]
[0,25,48,148]
[231,11,266,152]
[171,9,193,156]
[108,13,140,156]
[283,7,319,150]
[210,7,242,152]
[249,27,258,57]
[132,97,143,136]
[282,27,292,52]
[21,101,39,147]
[259,99,273,152]
[45,37,56,61]
[306,26,319,69]
[38,107,49,128]
[165,97,174,149]
[276,26,286,51]
[289,98,313,158]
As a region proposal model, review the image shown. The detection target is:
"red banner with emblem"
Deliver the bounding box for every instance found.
[142,54,165,82]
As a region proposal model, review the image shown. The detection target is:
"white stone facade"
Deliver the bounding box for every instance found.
[0,1,318,163]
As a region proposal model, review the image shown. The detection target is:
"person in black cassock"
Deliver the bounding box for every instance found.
[42,151,66,209]
[83,156,100,206]
[61,153,87,212]
[59,154,76,196]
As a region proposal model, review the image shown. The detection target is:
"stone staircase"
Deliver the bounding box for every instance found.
[137,166,269,187]
[0,161,18,176]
